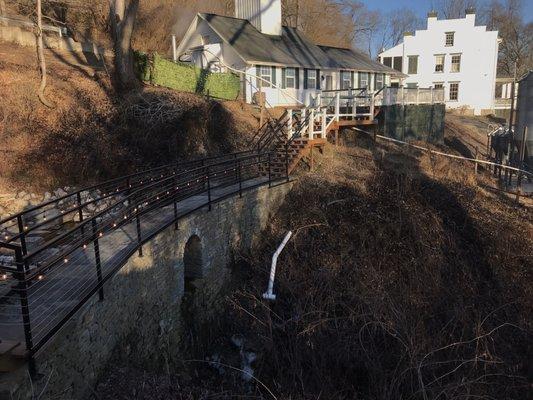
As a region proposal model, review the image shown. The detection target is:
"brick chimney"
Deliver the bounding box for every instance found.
[235,0,282,36]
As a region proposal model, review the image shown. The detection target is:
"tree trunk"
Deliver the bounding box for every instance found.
[111,0,139,92]
[0,0,7,26]
[36,0,54,108]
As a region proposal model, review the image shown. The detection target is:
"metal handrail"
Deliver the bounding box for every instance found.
[0,148,285,371]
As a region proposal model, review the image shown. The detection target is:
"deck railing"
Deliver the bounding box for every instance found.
[0,143,289,373]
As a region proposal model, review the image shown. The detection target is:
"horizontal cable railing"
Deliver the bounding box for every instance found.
[0,150,287,371]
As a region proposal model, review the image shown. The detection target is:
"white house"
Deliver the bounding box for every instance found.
[176,0,403,108]
[378,9,500,115]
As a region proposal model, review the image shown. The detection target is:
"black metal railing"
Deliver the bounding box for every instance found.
[0,150,287,373]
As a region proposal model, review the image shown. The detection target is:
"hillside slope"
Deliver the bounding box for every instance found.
[0,42,259,191]
[95,138,533,399]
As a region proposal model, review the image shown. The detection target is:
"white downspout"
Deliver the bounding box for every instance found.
[263,231,293,301]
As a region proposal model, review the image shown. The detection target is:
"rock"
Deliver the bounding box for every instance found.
[43,192,52,201]
[54,188,68,198]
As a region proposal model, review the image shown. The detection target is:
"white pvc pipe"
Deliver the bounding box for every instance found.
[263,231,292,301]
[171,35,177,62]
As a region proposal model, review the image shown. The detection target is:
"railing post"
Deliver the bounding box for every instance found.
[207,166,212,209]
[321,108,327,138]
[335,92,340,120]
[173,177,179,231]
[135,211,143,257]
[301,108,306,137]
[287,109,293,139]
[268,152,272,187]
[237,160,243,197]
[76,192,84,235]
[91,219,104,300]
[14,246,36,376]
[309,108,314,138]
[370,93,375,121]
[16,215,28,257]
[285,144,290,182]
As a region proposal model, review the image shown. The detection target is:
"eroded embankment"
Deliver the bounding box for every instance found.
[94,140,532,400]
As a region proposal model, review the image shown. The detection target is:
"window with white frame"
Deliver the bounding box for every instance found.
[306,69,317,89]
[260,66,272,88]
[341,71,352,89]
[445,32,454,46]
[382,57,392,68]
[433,82,444,89]
[407,55,418,74]
[285,68,296,88]
[451,54,461,72]
[359,72,369,88]
[375,73,384,90]
[435,55,445,72]
[449,82,459,101]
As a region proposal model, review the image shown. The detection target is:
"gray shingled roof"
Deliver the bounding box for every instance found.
[319,46,405,76]
[199,13,402,75]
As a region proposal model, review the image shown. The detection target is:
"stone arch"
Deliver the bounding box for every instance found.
[183,235,204,280]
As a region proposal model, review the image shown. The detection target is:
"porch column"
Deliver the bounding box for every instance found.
[370,93,375,120]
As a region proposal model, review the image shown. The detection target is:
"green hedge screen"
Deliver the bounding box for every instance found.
[135,52,240,100]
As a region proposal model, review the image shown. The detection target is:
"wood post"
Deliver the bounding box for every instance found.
[474,147,478,175]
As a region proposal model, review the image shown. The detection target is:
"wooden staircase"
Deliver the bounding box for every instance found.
[268,138,326,177]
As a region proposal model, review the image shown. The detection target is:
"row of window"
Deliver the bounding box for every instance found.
[404,53,461,75]
[257,66,385,91]
[382,51,461,75]
[434,54,461,73]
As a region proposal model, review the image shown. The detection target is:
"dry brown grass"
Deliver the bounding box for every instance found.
[217,141,533,399]
[0,43,259,191]
[93,137,532,400]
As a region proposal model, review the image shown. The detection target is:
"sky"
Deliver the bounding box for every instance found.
[363,0,533,24]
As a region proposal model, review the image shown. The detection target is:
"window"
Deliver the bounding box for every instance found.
[406,82,418,88]
[449,82,459,101]
[375,73,384,90]
[285,68,296,88]
[407,55,418,74]
[306,69,317,89]
[445,32,454,46]
[451,54,461,72]
[433,82,444,89]
[260,66,272,88]
[383,57,392,68]
[359,72,369,89]
[341,71,352,89]
[393,56,403,72]
[435,55,445,73]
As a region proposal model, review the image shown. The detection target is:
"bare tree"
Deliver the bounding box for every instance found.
[1,0,7,26]
[110,0,140,91]
[36,0,54,107]
[438,0,478,19]
[482,0,532,76]
[375,8,422,55]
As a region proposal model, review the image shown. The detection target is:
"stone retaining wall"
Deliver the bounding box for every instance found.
[1,182,292,400]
